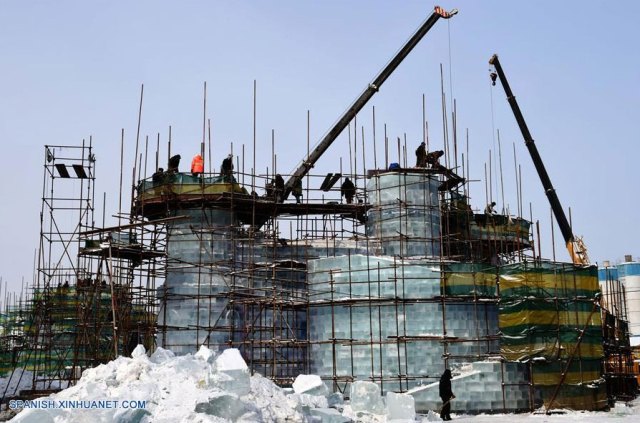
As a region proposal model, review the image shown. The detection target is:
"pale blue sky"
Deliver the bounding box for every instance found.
[1,1,639,295]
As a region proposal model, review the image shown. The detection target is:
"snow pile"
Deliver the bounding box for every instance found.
[11,346,307,422]
[7,345,420,422]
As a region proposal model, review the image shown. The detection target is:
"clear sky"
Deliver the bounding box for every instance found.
[1,1,639,296]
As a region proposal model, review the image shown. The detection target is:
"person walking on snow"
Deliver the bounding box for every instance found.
[439,369,455,421]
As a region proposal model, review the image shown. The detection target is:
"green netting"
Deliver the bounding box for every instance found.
[442,263,498,296]
[499,261,599,299]
[1,287,155,377]
[497,261,604,409]
[537,382,608,411]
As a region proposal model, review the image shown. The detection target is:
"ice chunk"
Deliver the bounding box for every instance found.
[214,348,250,395]
[423,410,442,421]
[194,344,215,363]
[215,348,248,370]
[327,392,344,408]
[349,381,384,415]
[290,393,329,408]
[194,394,247,420]
[309,407,351,423]
[293,374,329,396]
[386,392,415,421]
[130,344,146,358]
[150,347,175,364]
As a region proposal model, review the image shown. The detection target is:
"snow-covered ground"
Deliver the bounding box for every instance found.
[1,345,639,422]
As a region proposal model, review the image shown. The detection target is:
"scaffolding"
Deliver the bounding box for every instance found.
[1,134,635,413]
[128,156,621,412]
[1,143,165,403]
[598,264,636,401]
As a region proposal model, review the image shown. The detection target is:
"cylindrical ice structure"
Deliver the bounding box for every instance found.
[618,260,640,346]
[159,209,240,355]
[366,171,441,257]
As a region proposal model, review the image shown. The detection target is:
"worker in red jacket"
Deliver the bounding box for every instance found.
[191,153,204,176]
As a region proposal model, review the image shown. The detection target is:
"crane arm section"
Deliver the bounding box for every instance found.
[489,54,589,265]
[282,6,458,201]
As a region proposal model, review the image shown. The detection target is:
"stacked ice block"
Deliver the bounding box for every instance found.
[366,172,441,257]
[160,209,239,355]
[308,255,505,395]
[408,361,531,413]
[306,170,531,412]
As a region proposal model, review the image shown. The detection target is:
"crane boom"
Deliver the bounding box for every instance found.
[282,6,458,200]
[489,54,589,265]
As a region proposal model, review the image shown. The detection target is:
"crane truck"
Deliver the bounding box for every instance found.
[489,54,590,266]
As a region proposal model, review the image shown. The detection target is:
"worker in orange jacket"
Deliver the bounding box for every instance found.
[191,153,204,176]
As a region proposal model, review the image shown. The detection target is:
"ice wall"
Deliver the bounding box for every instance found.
[308,255,503,399]
[408,361,531,413]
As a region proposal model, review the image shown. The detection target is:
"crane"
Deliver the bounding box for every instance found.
[489,54,590,265]
[281,6,458,201]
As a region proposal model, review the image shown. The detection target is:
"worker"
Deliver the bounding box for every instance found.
[485,201,496,215]
[341,177,356,204]
[425,150,444,168]
[191,154,204,177]
[168,155,181,173]
[274,174,285,202]
[152,168,166,195]
[416,142,427,167]
[220,154,233,180]
[265,180,274,199]
[439,369,455,421]
[152,168,164,183]
[292,179,303,204]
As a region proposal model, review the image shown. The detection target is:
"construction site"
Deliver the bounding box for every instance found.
[1,5,638,417]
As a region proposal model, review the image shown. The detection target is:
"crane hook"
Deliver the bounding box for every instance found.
[490,72,497,86]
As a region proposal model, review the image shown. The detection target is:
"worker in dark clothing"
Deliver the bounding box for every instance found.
[152,167,164,194]
[152,168,164,183]
[439,369,455,421]
[274,174,285,202]
[425,150,444,168]
[485,201,497,215]
[416,142,427,167]
[168,155,181,173]
[341,177,356,204]
[265,180,274,199]
[292,179,303,204]
[220,154,233,180]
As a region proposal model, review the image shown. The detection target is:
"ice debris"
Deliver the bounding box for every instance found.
[6,345,422,422]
